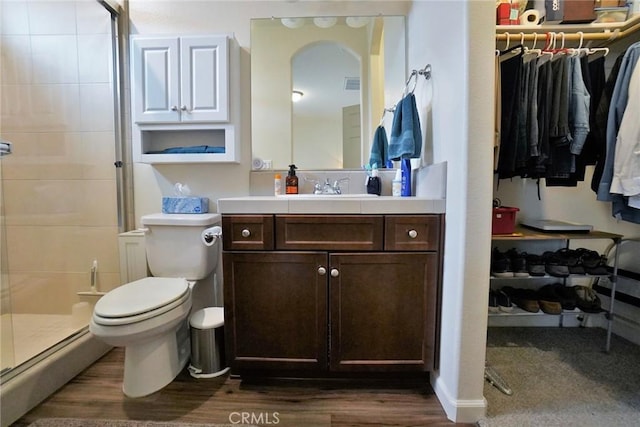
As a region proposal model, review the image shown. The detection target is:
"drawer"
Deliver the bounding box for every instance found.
[275,215,383,251]
[222,215,274,250]
[385,215,442,251]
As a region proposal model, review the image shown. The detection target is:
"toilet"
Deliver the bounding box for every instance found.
[89,213,222,398]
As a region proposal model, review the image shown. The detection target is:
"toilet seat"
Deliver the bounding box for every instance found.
[93,277,190,326]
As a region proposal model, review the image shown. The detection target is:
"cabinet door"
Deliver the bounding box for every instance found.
[329,252,438,372]
[180,36,229,122]
[224,252,328,372]
[131,37,180,123]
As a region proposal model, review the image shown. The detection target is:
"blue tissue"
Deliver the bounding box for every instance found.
[162,197,209,214]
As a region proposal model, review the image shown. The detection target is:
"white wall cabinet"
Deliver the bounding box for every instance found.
[132,35,229,124]
[131,35,239,163]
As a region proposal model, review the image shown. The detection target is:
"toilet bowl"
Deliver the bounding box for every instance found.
[89,213,222,398]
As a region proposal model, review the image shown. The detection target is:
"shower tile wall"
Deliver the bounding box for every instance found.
[0,1,120,317]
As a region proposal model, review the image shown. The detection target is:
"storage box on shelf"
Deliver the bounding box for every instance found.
[492,206,519,235]
[489,225,622,352]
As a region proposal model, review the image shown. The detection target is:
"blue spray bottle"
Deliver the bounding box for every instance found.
[401,158,411,197]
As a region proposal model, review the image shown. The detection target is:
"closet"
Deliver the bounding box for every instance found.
[491,13,640,345]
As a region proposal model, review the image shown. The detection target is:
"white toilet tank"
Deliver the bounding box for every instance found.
[141,213,221,280]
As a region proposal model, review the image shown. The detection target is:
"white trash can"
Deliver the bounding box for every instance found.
[188,307,229,378]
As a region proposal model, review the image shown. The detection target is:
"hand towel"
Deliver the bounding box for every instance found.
[388,93,422,160]
[368,125,389,168]
[153,145,226,154]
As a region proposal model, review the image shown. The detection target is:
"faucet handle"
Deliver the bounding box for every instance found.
[304,177,323,194]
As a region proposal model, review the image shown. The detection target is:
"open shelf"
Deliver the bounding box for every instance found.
[488,307,603,317]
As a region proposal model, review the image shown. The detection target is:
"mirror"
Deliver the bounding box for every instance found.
[251,16,406,170]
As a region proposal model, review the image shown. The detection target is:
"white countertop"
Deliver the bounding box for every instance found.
[217,195,446,214]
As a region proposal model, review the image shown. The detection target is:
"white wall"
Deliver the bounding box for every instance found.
[406,0,495,422]
[129,0,410,223]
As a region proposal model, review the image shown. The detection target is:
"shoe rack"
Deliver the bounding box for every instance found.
[490,225,623,352]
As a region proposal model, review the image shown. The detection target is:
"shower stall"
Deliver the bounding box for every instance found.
[0,0,126,403]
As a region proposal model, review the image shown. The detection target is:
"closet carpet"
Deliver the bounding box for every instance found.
[479,327,640,427]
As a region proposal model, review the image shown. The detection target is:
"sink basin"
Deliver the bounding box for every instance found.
[276,194,378,199]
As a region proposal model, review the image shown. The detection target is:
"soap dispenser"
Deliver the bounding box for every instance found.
[286,164,299,194]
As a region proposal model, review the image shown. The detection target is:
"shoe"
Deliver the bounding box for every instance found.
[525,253,546,277]
[577,249,609,276]
[491,248,513,277]
[574,286,604,313]
[537,284,563,314]
[555,248,585,275]
[496,289,513,312]
[507,248,529,277]
[489,290,500,313]
[502,286,540,313]
[551,283,578,310]
[542,251,570,277]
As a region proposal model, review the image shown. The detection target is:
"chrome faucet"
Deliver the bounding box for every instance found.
[313,177,349,195]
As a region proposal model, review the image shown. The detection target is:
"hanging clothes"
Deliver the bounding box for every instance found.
[594,41,640,224]
[610,60,640,206]
[580,55,606,165]
[595,42,640,202]
[590,53,624,193]
[496,46,524,179]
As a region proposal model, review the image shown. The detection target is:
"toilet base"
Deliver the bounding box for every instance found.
[122,319,190,398]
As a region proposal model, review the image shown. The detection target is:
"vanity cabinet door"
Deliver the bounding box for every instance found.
[329,252,438,372]
[224,251,328,373]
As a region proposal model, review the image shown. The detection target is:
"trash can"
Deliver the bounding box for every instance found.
[188,307,229,378]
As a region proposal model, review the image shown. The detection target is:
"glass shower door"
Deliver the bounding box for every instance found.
[0,0,122,376]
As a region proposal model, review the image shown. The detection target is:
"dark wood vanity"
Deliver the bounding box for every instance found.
[222,213,444,377]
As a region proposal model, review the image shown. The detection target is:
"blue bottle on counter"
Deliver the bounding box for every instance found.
[401,158,411,197]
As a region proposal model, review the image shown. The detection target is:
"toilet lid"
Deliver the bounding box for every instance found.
[94,277,189,319]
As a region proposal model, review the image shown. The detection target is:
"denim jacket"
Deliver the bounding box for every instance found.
[569,57,590,156]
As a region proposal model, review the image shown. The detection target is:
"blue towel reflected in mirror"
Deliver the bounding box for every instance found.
[368,125,389,168]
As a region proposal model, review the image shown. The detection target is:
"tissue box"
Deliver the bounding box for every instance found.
[162,197,209,214]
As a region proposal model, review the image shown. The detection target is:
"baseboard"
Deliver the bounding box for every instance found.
[431,374,487,423]
[0,331,111,427]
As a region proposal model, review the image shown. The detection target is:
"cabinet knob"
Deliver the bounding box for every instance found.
[408,229,418,238]
[171,106,179,111]
[330,268,339,277]
[180,105,189,112]
[318,267,327,276]
[241,229,251,238]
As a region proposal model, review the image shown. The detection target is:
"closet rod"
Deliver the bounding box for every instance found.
[496,19,640,44]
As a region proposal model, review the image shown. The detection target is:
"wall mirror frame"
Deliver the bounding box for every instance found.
[251,15,406,170]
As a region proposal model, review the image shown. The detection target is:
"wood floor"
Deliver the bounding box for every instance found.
[14,348,473,427]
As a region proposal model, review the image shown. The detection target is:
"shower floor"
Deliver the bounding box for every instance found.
[0,313,80,372]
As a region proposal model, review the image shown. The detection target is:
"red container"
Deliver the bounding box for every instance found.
[492,206,519,235]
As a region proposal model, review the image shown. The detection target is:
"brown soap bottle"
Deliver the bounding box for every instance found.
[285,164,298,194]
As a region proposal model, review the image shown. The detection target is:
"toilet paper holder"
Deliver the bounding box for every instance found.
[202,226,222,245]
